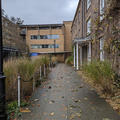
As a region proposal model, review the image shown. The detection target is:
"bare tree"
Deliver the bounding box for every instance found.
[16,17,24,25]
[2,9,5,16]
[10,16,16,24]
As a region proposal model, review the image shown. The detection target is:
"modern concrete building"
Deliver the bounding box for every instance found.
[20,21,72,62]
[72,0,120,74]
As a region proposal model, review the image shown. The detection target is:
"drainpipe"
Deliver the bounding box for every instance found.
[54,40,56,53]
[82,0,84,38]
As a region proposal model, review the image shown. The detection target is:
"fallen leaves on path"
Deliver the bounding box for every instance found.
[70,112,81,119]
[50,112,55,116]
[34,99,39,102]
[48,86,52,89]
[37,104,40,107]
[84,97,88,100]
[102,118,111,120]
[74,99,81,103]
[49,100,55,104]
[71,88,78,92]
[20,108,31,113]
[78,85,84,88]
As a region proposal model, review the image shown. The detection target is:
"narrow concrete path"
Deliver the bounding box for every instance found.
[19,64,120,120]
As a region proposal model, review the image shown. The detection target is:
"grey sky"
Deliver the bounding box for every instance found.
[2,0,79,24]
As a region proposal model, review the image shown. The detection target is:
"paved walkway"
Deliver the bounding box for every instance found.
[19,64,120,120]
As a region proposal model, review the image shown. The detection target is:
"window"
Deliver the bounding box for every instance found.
[87,0,91,10]
[87,18,91,35]
[31,45,39,49]
[31,35,37,39]
[55,44,59,48]
[49,45,54,48]
[100,0,105,20]
[31,44,59,49]
[100,38,104,61]
[42,45,48,48]
[51,35,59,39]
[31,35,59,40]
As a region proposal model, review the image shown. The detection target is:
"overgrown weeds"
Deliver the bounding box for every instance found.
[4,56,51,101]
[65,56,73,65]
[7,101,29,120]
[82,60,116,95]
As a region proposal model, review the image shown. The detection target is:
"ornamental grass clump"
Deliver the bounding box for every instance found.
[4,58,18,100]
[65,56,74,65]
[83,60,115,94]
[17,58,36,82]
[41,56,49,66]
[4,56,50,101]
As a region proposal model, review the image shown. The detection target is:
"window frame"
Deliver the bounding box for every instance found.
[100,0,105,21]
[87,0,91,10]
[30,34,59,40]
[100,37,104,61]
[31,44,59,49]
[86,17,91,35]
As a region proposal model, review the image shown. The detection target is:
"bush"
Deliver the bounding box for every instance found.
[65,56,73,65]
[7,101,29,119]
[83,60,115,94]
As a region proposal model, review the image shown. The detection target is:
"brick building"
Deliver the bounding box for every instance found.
[20,21,72,62]
[72,0,120,75]
[2,17,26,58]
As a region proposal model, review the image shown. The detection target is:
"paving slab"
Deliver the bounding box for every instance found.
[19,64,120,120]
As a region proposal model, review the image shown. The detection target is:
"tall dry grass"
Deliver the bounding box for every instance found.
[4,56,50,101]
[83,60,116,95]
[65,56,73,65]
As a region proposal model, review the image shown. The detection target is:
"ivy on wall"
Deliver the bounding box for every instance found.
[92,0,120,55]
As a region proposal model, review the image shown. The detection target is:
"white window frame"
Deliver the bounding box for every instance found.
[87,18,91,35]
[87,0,91,10]
[100,0,105,21]
[100,38,104,61]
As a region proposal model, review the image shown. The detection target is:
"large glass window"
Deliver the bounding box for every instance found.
[31,44,59,49]
[52,35,59,39]
[87,0,91,10]
[100,38,104,61]
[100,0,105,20]
[31,35,59,40]
[87,18,91,35]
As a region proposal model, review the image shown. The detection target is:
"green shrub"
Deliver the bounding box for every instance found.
[7,101,29,119]
[65,56,73,65]
[83,60,115,94]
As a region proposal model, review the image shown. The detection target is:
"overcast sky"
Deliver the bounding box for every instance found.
[2,0,79,24]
